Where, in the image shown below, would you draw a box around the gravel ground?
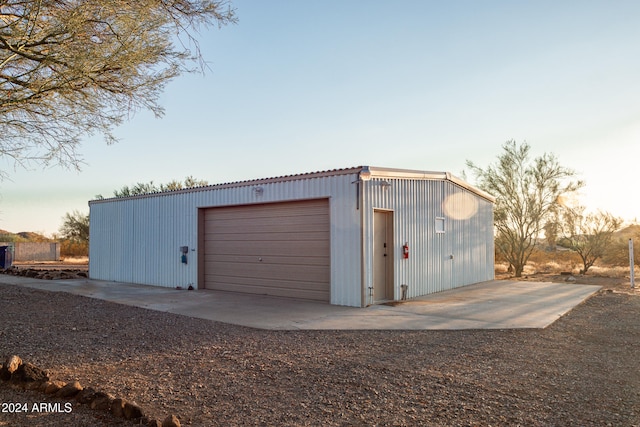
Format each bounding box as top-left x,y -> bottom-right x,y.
1,278 -> 639,426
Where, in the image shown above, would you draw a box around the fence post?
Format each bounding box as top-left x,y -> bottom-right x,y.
630,239 -> 635,289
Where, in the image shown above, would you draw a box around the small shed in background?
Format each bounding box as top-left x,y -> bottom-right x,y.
0,242 -> 60,263
89,166 -> 495,307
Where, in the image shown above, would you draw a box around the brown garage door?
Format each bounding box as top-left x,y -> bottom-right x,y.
202,199 -> 330,302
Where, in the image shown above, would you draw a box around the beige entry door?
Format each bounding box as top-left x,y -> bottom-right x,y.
373,210 -> 393,302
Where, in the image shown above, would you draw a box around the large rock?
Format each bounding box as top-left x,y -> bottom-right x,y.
25,269 -> 39,278
111,398 -> 126,418
44,380 -> 66,395
90,392 -> 114,411
4,355 -> 22,373
76,386 -> 97,404
124,401 -> 144,419
0,355 -> 22,381
24,381 -> 42,390
11,362 -> 49,383
56,380 -> 83,398
162,414 -> 181,427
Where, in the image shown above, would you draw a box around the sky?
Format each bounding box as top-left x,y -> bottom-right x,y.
1,0 -> 639,235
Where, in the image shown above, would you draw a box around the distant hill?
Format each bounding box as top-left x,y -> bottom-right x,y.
0,230 -> 52,242
615,224 -> 640,239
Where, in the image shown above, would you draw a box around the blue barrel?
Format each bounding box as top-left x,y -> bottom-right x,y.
0,246 -> 11,269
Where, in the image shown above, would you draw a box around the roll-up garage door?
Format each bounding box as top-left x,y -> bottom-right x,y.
203,199 -> 330,302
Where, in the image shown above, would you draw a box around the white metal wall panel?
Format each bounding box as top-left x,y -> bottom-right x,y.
89,172 -> 362,307
362,177 -> 494,302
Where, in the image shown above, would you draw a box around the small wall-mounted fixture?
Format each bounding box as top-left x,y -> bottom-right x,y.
359,166 -> 372,182
253,186 -> 264,197
180,246 -> 188,264
379,180 -> 391,190
352,167 -> 373,210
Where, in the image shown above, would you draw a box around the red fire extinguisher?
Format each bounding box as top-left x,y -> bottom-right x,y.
402,242 -> 409,259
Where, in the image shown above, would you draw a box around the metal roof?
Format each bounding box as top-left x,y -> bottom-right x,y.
89,166 -> 495,204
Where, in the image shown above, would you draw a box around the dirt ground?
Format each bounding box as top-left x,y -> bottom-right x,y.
1,273 -> 639,426
502,269 -> 639,293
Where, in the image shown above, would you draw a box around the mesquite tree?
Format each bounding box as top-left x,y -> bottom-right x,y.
0,0 -> 235,177
467,140 -> 584,277
94,176 -> 209,199
561,207 -> 623,274
59,209 -> 90,243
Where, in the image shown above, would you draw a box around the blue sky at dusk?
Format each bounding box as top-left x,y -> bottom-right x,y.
1,0 -> 639,234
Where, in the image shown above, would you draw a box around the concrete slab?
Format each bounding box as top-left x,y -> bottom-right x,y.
0,276 -> 601,330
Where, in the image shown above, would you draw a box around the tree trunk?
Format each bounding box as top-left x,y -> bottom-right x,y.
514,264 -> 524,277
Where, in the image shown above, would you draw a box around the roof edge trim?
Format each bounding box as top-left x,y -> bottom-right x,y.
89,165 -> 495,204
368,167 -> 495,202
89,166 -> 363,204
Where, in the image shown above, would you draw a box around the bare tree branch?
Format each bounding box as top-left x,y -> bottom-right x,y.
0,0 -> 236,174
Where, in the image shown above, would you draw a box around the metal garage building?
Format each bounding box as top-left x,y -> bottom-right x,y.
89,166 -> 495,307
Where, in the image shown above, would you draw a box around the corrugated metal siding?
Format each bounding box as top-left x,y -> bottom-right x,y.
89,173 -> 362,307
362,178 -> 494,301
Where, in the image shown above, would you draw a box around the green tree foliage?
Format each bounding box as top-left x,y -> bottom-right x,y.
561,207 -> 622,274
95,176 -> 209,199
59,210 -> 90,243
467,140 -> 584,277
58,210 -> 90,257
0,0 -> 235,177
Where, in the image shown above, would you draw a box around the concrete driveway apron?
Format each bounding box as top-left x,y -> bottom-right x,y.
0,276 -> 600,330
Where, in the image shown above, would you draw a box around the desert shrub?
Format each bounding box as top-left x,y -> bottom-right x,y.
495,263 -> 509,274
602,235 -> 640,267
588,264 -> 638,278
527,247 -> 581,272
60,239 -> 88,257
